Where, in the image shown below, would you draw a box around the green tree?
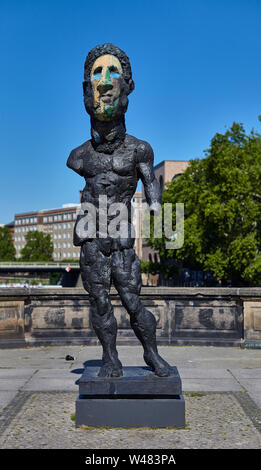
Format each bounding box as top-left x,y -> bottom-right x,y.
0,226 -> 16,260
148,122 -> 261,286
20,231 -> 53,262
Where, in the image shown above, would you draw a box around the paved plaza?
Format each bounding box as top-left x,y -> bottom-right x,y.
0,345 -> 260,449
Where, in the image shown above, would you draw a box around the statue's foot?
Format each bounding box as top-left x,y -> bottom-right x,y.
98,362 -> 123,378
144,351 -> 172,377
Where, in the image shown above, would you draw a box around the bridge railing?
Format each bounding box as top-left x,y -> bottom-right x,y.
0,262 -> 80,268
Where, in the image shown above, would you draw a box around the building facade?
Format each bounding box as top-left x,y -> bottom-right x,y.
13,193 -> 143,261
142,160 -> 189,262
14,204 -> 80,260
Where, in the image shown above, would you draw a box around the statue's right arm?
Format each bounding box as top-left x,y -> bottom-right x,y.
67,147 -> 84,176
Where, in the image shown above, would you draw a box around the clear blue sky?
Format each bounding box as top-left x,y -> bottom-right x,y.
1,0 -> 260,223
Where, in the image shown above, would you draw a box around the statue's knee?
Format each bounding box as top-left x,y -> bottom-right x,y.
90,294 -> 111,316
122,293 -> 140,315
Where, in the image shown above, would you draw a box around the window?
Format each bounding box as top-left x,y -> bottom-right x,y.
43,217 -> 47,223
172,173 -> 182,181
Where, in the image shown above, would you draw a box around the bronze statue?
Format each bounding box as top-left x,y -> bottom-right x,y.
67,43 -> 172,378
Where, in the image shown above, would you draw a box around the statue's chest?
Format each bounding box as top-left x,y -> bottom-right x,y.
83,148 -> 136,178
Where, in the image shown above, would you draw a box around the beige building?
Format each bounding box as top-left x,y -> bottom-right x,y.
142,160 -> 189,262
13,194 -> 143,261
14,204 -> 80,260
142,160 -> 189,201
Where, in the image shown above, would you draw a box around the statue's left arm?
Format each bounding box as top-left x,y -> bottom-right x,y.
136,141 -> 161,215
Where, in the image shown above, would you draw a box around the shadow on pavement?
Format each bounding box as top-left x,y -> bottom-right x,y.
71,359 -> 103,375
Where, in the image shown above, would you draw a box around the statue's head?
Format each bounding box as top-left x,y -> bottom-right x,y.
83,43 -> 135,122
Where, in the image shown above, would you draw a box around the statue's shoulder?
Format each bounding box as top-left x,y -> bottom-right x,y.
67,140 -> 91,175
125,134 -> 153,163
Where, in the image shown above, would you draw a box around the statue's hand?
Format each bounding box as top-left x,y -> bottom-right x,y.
149,202 -> 161,216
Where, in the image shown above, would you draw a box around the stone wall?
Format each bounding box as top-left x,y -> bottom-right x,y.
0,287 -> 261,348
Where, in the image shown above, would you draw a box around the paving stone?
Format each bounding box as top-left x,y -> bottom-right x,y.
0,345 -> 260,448
22,378 -> 78,392
0,379 -> 32,391
179,368 -> 232,379
0,369 -> 35,379
0,392 -> 17,411
0,391 -> 260,449
182,378 -> 242,392
229,368 -> 261,379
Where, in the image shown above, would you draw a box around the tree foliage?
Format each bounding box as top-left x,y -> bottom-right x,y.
0,226 -> 16,261
148,122 -> 261,286
20,231 -> 53,262
141,260 -> 161,274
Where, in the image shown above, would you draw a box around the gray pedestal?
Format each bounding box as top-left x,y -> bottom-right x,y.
75,366 -> 185,428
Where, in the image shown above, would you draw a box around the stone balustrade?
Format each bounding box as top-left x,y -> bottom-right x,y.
0,287 -> 260,348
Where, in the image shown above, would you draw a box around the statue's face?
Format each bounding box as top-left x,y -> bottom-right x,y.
90,54 -> 123,121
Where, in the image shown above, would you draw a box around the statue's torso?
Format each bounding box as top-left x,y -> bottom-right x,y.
81,137 -> 138,206
67,134 -> 147,211
67,132 -> 159,248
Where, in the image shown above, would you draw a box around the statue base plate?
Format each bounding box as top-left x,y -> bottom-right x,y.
75,366 -> 185,428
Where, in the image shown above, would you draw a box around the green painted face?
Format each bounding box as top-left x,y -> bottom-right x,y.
90,54 -> 122,121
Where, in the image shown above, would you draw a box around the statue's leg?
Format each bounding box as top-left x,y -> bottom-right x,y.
80,240 -> 122,377
112,248 -> 172,377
